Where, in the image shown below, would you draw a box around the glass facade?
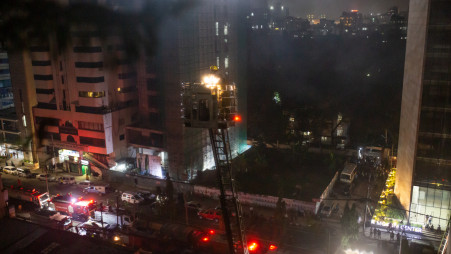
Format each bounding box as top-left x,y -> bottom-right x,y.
410,184 -> 450,229
412,0 -> 451,228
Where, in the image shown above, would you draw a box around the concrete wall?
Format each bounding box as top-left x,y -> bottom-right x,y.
395,0 -> 430,211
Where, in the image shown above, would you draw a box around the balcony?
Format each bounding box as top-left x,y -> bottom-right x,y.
36,103 -> 57,110
59,125 -> 78,135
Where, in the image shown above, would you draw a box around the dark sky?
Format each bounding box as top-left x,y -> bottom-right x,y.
283,0 -> 409,19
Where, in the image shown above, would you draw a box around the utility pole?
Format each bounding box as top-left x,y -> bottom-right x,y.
116,195 -> 119,226
363,185 -> 370,235
184,192 -> 189,226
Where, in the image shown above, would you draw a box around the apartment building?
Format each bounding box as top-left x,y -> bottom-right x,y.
30,30 -> 138,174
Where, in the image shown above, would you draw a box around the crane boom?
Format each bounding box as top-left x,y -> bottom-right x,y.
182,66 -> 248,254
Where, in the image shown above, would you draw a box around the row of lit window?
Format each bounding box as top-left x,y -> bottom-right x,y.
79,91 -> 105,98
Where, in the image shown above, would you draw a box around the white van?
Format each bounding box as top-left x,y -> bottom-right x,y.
340,163 -> 358,184
59,176 -> 76,185
121,192 -> 144,204
83,185 -> 107,195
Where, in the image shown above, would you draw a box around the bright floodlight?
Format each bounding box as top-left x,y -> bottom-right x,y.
203,74 -> 220,88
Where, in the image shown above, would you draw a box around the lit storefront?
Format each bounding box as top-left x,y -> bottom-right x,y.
58,149 -> 81,174
0,144 -> 24,160
409,182 -> 451,229
136,150 -> 164,178
81,159 -> 91,176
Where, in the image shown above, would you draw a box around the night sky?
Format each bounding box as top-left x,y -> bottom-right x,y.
283,0 -> 410,19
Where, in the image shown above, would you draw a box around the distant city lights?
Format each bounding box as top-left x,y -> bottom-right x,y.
344,250 -> 373,254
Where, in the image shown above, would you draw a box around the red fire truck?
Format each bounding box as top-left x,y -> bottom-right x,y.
7,186 -> 50,208
50,194 -> 96,217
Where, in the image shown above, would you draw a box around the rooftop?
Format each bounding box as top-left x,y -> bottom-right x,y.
0,218 -> 134,254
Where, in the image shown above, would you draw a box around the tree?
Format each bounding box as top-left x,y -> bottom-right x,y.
165,172 -> 175,221
273,196 -> 287,238
340,202 -> 359,247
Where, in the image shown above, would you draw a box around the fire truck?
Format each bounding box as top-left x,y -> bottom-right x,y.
50,194 -> 96,217
7,186 -> 50,208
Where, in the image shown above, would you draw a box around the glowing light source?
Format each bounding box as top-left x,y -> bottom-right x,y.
351,10 -> 358,13
202,237 -> 210,242
203,74 -> 220,88
234,115 -> 242,122
209,230 -> 215,235
248,242 -> 258,251
269,244 -> 277,251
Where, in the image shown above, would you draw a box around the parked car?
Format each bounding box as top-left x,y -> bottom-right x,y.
37,174 -> 56,182
27,172 -> 39,178
17,168 -> 32,177
198,208 -> 222,222
78,180 -> 91,188
3,166 -> 16,175
59,176 -> 76,185
78,220 -> 110,236
137,191 -> 156,202
121,192 -> 144,204
49,213 -> 72,231
83,186 -> 105,196
186,201 -> 202,211
71,213 -> 89,222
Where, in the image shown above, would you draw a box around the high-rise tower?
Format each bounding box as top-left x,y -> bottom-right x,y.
396,0 -> 451,229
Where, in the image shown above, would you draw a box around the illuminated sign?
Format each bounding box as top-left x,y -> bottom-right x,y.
58,149 -> 79,157
81,160 -> 89,165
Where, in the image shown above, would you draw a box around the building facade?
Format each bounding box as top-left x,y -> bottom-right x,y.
127,0 -> 247,180
395,0 -> 451,229
30,29 -> 138,174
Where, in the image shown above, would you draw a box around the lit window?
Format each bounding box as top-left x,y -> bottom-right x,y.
79,91 -> 105,98
224,57 -> 229,69
251,12 -> 254,16
22,115 -> 27,127
224,39 -> 228,43
289,117 -> 295,122
270,6 -> 274,10
224,25 -> 228,36
215,22 -> 219,36
216,57 -> 220,68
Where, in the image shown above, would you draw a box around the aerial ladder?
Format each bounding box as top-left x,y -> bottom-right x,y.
182,66 -> 248,254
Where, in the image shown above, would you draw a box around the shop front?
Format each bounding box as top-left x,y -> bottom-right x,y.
81,159 -> 91,176
0,144 -> 24,160
58,149 -> 81,174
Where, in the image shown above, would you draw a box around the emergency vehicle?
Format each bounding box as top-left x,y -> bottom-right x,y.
50,194 -> 96,217
7,186 -> 50,208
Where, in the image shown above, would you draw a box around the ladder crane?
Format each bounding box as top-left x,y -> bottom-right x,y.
182,66 -> 248,254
